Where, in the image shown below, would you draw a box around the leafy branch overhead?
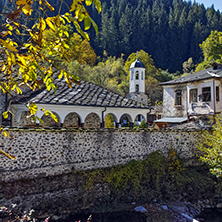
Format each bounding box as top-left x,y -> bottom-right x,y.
0,0 -> 101,119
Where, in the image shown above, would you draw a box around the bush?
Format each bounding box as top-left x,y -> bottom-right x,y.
139,120 -> 147,128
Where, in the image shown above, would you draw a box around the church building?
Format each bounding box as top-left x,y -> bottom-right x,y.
1,55 -> 157,129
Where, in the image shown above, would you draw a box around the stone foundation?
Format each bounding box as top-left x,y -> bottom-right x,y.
0,128 -> 204,216
0,128 -> 201,182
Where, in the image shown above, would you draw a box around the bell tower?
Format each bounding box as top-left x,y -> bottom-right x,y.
129,51 -> 145,93
127,51 -> 148,106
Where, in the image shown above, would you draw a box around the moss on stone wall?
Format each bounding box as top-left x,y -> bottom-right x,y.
72,150 -> 216,203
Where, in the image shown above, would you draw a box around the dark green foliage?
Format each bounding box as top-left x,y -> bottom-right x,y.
1,0 -> 222,73
139,120 -> 147,128
92,0 -> 222,73
72,151 -> 216,203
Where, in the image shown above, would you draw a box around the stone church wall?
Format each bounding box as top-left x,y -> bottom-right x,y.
0,128 -> 201,182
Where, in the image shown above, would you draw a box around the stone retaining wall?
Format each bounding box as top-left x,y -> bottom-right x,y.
0,128 -> 202,182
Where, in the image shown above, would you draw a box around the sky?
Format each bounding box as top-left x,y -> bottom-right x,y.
189,0 -> 222,11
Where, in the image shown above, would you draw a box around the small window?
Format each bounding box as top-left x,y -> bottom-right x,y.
190,88 -> 197,103
202,87 -> 211,102
141,71 -> 144,80
136,71 -> 139,80
131,70 -> 134,80
136,84 -> 139,92
175,89 -> 182,106
216,86 -> 220,102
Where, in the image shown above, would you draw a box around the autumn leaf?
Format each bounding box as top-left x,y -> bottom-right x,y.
16,0 -> 27,6
22,3 -> 33,16
0,149 -> 16,160
86,0 -> 92,6
46,17 -> 55,31
2,112 -> 8,119
28,103 -> 38,115
0,39 -> 18,52
44,0 -> 55,11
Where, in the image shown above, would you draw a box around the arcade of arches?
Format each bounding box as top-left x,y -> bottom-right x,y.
18,111 -> 151,128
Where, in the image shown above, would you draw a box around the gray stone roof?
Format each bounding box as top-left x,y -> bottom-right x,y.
160,66 -> 222,85
130,59 -> 145,69
20,80 -> 150,109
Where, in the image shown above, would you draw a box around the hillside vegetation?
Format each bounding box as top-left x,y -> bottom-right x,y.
91,0 -> 222,72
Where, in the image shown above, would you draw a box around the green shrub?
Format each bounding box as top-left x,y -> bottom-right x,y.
139,120 -> 147,128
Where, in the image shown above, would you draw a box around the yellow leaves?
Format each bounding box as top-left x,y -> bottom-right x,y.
55,15 -> 61,27
0,39 -> 18,52
15,86 -> 22,94
28,103 -> 38,115
70,0 -> 79,12
43,0 -> 55,11
0,149 -> 16,160
1,64 -> 7,72
40,18 -> 46,31
93,0 -> 101,13
16,0 -> 34,17
16,0 -> 27,6
58,70 -> 64,79
22,3 -> 33,16
46,17 -> 55,31
84,16 -> 91,30
86,0 -> 92,6
16,53 -> 27,66
2,112 -> 8,119
8,52 -> 16,65
63,70 -> 72,88
44,110 -> 58,122
62,13 -> 71,23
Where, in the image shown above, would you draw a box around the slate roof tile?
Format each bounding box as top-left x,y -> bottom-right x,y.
17,80 -> 150,109
160,67 -> 222,85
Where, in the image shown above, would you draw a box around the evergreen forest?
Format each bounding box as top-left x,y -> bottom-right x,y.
1,0 -> 222,104
90,0 -> 222,73
1,0 -> 222,72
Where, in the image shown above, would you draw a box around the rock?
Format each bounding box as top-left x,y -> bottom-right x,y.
216,203 -> 222,208
134,206 -> 147,213
181,213 -> 199,222
161,205 -> 168,210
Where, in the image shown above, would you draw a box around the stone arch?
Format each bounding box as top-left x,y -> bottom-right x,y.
41,111 -> 61,127
104,113 -> 117,128
119,114 -> 132,127
19,111 -> 34,127
63,112 -> 81,128
134,114 -> 145,126
84,112 -> 100,129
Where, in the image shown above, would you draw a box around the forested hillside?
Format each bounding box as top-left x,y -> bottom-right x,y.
1,0 -> 222,104
1,0 -> 221,72
89,0 -> 222,72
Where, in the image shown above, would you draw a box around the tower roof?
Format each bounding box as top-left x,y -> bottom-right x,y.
130,59 -> 145,69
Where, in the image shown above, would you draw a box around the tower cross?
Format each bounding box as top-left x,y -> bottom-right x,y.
136,51 -> 139,59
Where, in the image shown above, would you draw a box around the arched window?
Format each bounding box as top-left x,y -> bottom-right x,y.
136,84 -> 139,92
131,70 -> 134,80
136,71 -> 139,80
141,71 -> 144,80
175,89 -> 182,106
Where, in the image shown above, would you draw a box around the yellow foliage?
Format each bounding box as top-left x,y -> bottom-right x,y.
105,114 -> 115,128
0,0 -> 101,137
